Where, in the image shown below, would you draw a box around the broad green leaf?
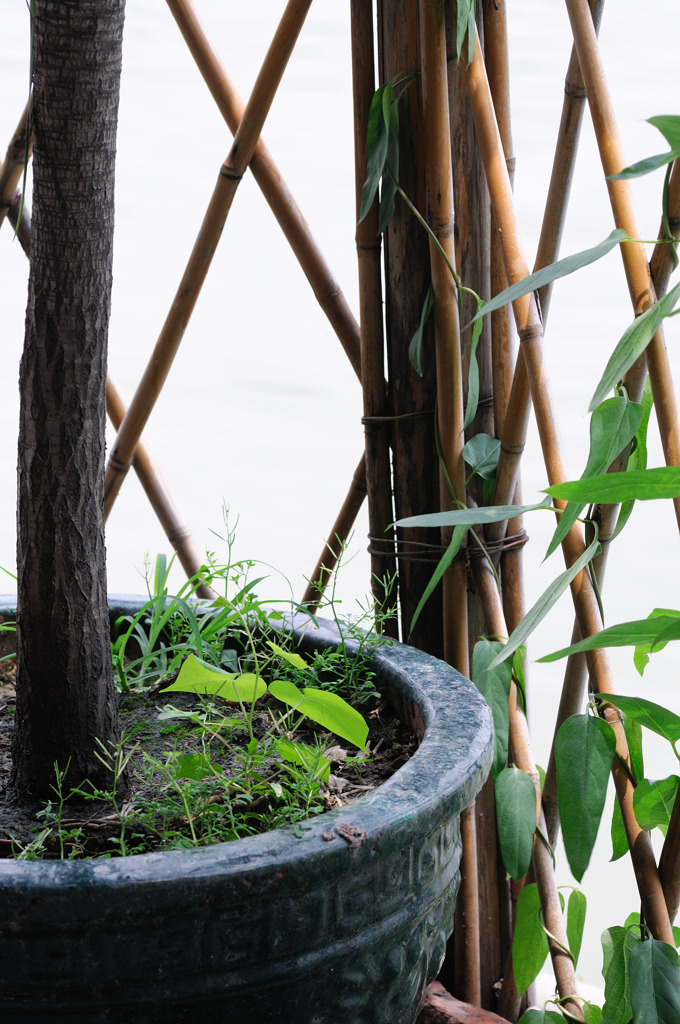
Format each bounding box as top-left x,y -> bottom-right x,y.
395,497 -> 550,530
610,794 -> 629,862
495,766 -> 537,881
463,313 -> 484,429
567,888 -> 587,969
409,285 -> 433,377
269,681 -> 369,751
539,615 -> 680,663
649,115 -> 680,153
601,925 -> 641,1024
471,229 -> 626,323
633,776 -> 679,837
609,151 -> 676,180
171,752 -> 214,782
165,654 -> 267,702
471,639 -> 511,778
489,530 -> 600,669
589,282 -> 680,411
634,609 -> 680,675
359,84 -> 390,222
517,1011 -> 564,1024
274,738 -> 331,782
629,939 -> 680,1024
462,433 -> 501,480
546,466 -> 680,504
512,883 -> 550,994
266,641 -> 309,670
582,1002 -> 604,1024
555,714 -> 616,881
546,397 -> 643,558
613,377 -> 653,541
407,525 -> 469,635
593,695 -> 680,747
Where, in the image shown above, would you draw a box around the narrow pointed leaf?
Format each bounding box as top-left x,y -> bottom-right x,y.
555,714 -> 616,881
512,883 -> 550,994
546,397 -> 643,558
471,229 -> 626,322
472,640 -> 511,778
629,939 -> 680,1024
601,925 -> 641,1024
490,531 -> 600,669
589,281 -> 680,411
359,84 -> 389,222
633,776 -> 679,837
409,285 -> 433,377
407,525 -> 469,635
613,377 -> 653,541
395,498 -> 549,530
609,151 -> 675,180
567,888 -> 587,969
266,641 -> 309,670
538,614 -> 680,663
495,766 -> 537,881
546,466 -> 680,504
463,314 -> 484,428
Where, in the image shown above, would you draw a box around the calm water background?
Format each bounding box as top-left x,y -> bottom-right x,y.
1,0 -> 679,988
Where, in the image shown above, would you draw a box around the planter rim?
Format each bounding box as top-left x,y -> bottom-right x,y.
0,593 -> 493,893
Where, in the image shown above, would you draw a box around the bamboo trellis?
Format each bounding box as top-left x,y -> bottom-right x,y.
3,1 -> 680,1020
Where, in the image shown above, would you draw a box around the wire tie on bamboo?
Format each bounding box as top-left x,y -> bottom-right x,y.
468,528 -> 529,558
377,538 -> 453,563
361,409 -> 436,424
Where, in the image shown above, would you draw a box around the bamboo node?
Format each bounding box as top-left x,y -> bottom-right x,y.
219,164 -> 245,182
500,440 -> 525,455
564,81 -> 587,101
518,322 -> 543,342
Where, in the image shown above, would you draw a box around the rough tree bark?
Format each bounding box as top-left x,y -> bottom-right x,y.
10,0 -> 126,802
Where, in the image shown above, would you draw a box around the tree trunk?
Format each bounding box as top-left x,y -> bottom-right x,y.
10,0 -> 126,802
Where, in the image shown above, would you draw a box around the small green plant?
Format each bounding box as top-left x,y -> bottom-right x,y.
10,522 -> 397,859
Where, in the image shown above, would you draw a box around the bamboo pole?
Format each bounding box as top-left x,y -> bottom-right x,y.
4,198 -> 214,596
350,0 -> 398,633
465,27 -> 674,947
474,558 -> 583,1021
0,100 -> 31,229
104,0 -> 315,515
165,0 -> 362,380
300,455 -> 367,610
564,0 -> 680,534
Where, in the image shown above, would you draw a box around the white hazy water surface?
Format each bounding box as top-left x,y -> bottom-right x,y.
1,0 -> 680,990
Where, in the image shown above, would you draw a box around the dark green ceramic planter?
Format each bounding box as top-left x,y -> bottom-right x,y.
0,598 -> 493,1024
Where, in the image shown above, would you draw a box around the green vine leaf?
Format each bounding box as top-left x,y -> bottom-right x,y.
517,1010 -> 564,1024
589,281 -> 680,411
539,614 -> 680,664
555,714 -> 616,882
610,795 -> 629,862
512,883 -> 551,995
634,608 -> 680,675
470,229 -> 626,324
610,116 -> 680,179
546,396 -> 643,558
463,433 -> 501,480
395,498 -> 550,530
629,939 -> 680,1024
566,888 -> 587,970
592,695 -> 680,747
472,639 -> 511,778
406,525 -> 469,636
601,925 -> 641,1024
633,776 -> 679,837
489,529 -> 600,669
463,311 -> 484,429
546,465 -> 680,504
409,285 -> 433,377
495,766 -> 537,881
613,376 -> 653,541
